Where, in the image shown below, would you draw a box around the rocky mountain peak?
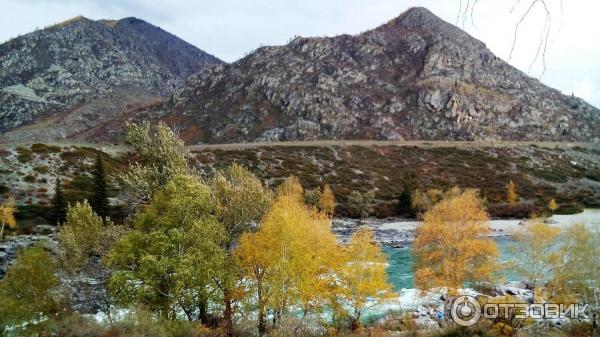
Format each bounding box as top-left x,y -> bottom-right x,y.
0,16 -> 222,137
157,7 -> 599,144
2,7 -> 598,144
386,7 -> 446,29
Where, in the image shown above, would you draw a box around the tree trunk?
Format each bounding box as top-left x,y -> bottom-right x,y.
258,304 -> 266,336
0,222 -> 5,239
198,297 -> 209,325
256,283 -> 267,336
223,289 -> 233,337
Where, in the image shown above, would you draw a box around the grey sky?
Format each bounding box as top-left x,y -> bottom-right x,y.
1,0 -> 599,107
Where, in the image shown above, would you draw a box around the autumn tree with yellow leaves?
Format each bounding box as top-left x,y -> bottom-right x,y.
507,180 -> 518,203
0,199 -> 16,239
411,187 -> 463,219
276,175 -> 304,202
547,198 -> 558,213
319,184 -> 336,216
236,178 -> 392,334
337,228 -> 392,330
413,189 -> 499,292
236,193 -> 339,335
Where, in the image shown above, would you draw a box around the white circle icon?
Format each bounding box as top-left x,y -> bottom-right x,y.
450,295 -> 481,327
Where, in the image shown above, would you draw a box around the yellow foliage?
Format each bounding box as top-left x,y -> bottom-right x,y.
0,199 -> 16,238
413,189 -> 499,292
411,186 -> 464,219
275,176 -> 304,203
507,180 -> 518,204
338,228 -> 393,326
236,193 -> 392,332
235,194 -> 339,332
547,198 -> 558,212
319,184 -> 336,216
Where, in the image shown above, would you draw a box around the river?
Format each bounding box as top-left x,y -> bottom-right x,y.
361,209 -> 600,290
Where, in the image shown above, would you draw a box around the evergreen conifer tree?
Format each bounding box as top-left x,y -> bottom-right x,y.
50,177 -> 67,225
90,154 -> 110,219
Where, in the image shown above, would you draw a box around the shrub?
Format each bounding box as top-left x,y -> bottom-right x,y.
31,143 -> 61,154
16,146 -> 33,163
23,174 -> 37,183
555,203 -> 583,215
33,165 -> 50,174
487,202 -> 541,219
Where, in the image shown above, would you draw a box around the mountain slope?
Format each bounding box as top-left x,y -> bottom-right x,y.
0,16 -> 222,135
162,7 -> 599,144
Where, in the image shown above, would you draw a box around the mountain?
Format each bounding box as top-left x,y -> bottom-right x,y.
159,7 -> 599,144
0,16 -> 222,138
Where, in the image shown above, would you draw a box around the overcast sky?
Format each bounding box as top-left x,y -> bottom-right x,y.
1,0 -> 599,107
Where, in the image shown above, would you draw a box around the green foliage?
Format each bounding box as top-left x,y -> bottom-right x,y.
551,224 -> 600,315
57,200 -> 125,319
211,163 -> 272,249
90,154 -> 110,219
15,146 -> 33,163
30,143 -> 61,154
210,163 -> 272,333
398,172 -> 416,217
108,174 -> 227,320
44,310 -> 221,337
347,190 -> 375,219
15,204 -> 50,222
0,245 -> 62,336
33,165 -> 49,174
121,122 -> 190,208
58,200 -> 114,267
23,174 -> 36,183
304,187 -> 321,207
50,177 -> 67,225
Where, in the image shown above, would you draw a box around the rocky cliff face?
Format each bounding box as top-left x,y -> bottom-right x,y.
164,7 -> 599,144
0,16 -> 221,135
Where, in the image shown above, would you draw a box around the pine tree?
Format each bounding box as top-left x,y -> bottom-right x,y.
50,177 -> 67,225
90,154 -> 110,219
398,173 -> 416,217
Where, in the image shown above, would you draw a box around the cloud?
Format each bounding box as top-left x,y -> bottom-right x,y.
0,0 -> 599,107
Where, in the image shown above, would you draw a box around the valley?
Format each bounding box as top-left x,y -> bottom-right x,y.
0,3 -> 599,336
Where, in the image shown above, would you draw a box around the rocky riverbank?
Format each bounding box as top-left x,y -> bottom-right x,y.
333,210 -> 600,247
0,230 -> 57,278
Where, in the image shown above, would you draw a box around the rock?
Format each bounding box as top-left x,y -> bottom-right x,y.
32,224 -> 57,235
0,234 -> 58,280
156,7 -> 599,144
0,15 -> 222,141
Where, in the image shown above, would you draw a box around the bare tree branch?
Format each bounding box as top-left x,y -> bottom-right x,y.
462,0 -> 560,78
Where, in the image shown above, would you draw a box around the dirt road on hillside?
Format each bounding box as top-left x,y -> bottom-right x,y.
1,140 -> 598,153
187,140 -> 599,151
